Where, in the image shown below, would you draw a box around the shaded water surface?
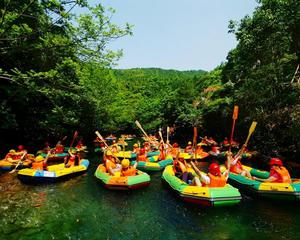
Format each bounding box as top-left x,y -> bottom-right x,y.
0,156 -> 299,240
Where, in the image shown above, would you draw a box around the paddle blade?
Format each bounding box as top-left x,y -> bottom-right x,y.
249,121 -> 257,134
232,106 -> 239,120
135,120 -> 141,129
95,131 -> 103,140
167,127 -> 170,134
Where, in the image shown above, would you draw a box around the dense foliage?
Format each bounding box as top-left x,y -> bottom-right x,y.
0,0 -> 299,161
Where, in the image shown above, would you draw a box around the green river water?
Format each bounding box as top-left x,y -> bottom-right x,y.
0,155 -> 300,240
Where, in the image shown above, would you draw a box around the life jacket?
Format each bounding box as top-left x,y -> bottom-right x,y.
121,167 -> 136,176
211,146 -> 220,154
55,145 -> 64,153
195,148 -> 204,155
159,151 -> 166,161
137,155 -> 148,162
206,173 -> 227,187
105,158 -> 117,170
32,162 -> 44,170
173,161 -> 187,173
230,160 -> 243,174
270,166 -> 291,183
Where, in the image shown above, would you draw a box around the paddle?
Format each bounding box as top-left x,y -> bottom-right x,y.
43,150 -> 52,166
158,128 -> 165,145
229,105 -> 239,152
167,126 -> 170,143
95,131 -> 121,163
135,120 -> 151,141
193,127 -> 198,161
9,152 -> 27,173
69,131 -> 78,149
235,121 -> 257,158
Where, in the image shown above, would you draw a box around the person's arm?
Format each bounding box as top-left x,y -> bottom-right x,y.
253,176 -> 277,182
190,161 -> 210,184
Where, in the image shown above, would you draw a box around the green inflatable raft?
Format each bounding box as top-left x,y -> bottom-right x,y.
131,155 -> 173,172
94,164 -> 150,190
226,165 -> 300,201
162,165 -> 242,207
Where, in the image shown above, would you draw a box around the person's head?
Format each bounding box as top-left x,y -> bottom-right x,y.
71,149 -> 77,154
9,149 -> 16,154
18,145 -> 24,151
106,150 -> 113,158
269,158 -> 283,167
139,148 -> 146,155
121,159 -> 130,169
209,163 -> 221,176
133,143 -> 138,148
188,141 -> 192,146
172,143 -> 179,148
35,155 -> 44,162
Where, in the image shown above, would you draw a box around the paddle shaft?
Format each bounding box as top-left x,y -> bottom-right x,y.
135,121 -> 151,141
9,152 -> 27,173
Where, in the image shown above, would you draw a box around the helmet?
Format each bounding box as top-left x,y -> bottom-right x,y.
35,155 -> 44,162
18,145 -> 24,150
209,163 -> 221,176
269,158 -> 283,166
133,143 -> 138,148
139,148 -> 146,154
121,159 -> 130,168
71,149 -> 77,154
9,149 -> 16,153
172,143 -> 179,148
106,150 -> 113,156
188,141 -> 192,145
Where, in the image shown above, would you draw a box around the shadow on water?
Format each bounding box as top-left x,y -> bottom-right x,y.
0,155 -> 299,240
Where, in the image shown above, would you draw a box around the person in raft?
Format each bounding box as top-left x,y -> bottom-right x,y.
173,156 -> 201,186
158,141 -> 166,160
170,143 -> 180,158
184,141 -> 193,154
16,145 -> 27,156
104,150 -> 122,175
55,141 -> 64,153
132,143 -> 140,154
227,149 -> 252,178
137,148 -> 148,162
65,149 -> 80,168
120,159 -> 138,176
191,161 -> 228,187
253,158 -> 291,183
32,155 -> 48,171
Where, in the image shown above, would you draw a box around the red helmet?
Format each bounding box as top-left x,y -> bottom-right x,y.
209,163 -> 221,176
269,158 -> 283,166
139,148 -> 146,154
172,143 -> 179,148
18,145 -> 24,150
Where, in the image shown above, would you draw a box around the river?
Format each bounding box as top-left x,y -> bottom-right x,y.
0,155 -> 299,240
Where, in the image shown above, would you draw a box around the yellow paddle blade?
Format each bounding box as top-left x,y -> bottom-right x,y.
249,121 -> 257,134
135,120 -> 142,129
232,105 -> 239,120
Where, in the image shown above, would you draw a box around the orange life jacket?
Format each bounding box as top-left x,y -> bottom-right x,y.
230,160 -> 243,174
205,173 -> 227,187
137,155 -> 148,162
270,166 -> 291,183
121,167 -> 136,176
32,162 -> 44,170
105,158 -> 116,170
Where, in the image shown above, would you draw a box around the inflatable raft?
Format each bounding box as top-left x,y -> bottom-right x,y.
40,152 -> 68,161
162,165 -> 242,206
131,155 -> 173,172
0,158 -> 32,171
227,165 -> 300,201
180,152 -> 209,160
115,151 -> 160,160
17,159 -> 89,184
94,164 -> 150,190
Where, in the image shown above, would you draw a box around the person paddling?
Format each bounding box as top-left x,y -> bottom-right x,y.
191,161 -> 229,187
253,158 -> 291,183
104,150 -> 122,176
65,149 -> 80,168
227,149 -> 252,178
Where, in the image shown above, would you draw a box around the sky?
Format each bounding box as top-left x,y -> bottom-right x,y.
88,0 -> 258,71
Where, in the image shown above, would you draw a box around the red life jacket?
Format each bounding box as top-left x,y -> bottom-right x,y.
55,145 -> 64,153
270,166 -> 291,183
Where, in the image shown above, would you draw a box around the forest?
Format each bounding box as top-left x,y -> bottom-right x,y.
0,0 -> 299,161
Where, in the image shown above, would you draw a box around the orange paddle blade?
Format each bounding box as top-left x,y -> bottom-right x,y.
232,106 -> 239,120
